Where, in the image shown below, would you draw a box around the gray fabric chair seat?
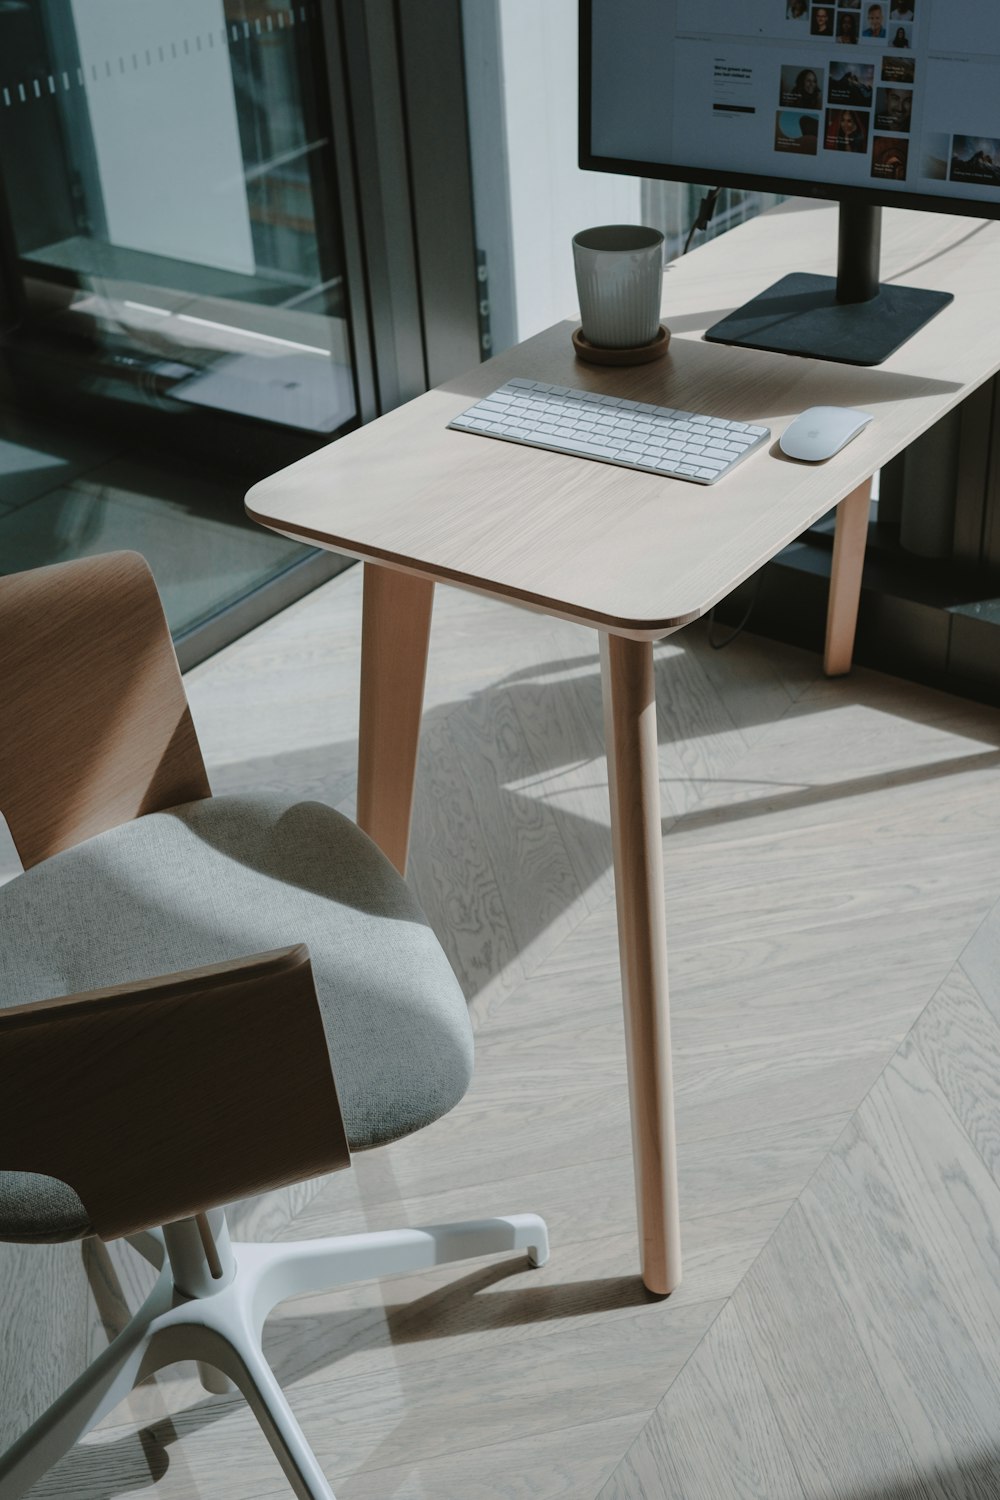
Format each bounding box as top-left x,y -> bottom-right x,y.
0,794 -> 473,1244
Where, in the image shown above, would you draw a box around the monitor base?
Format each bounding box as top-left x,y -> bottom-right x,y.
704,272 -> 953,367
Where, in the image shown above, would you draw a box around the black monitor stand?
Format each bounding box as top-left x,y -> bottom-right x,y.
704,202 -> 953,367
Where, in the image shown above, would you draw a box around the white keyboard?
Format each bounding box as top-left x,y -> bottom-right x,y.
448,378 -> 770,485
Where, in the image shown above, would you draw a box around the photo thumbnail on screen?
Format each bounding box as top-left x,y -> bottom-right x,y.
775,110 -> 820,153
882,54 -> 915,83
861,4 -> 889,39
828,61 -> 873,106
825,108 -> 870,153
874,87 -> 912,132
780,65 -> 825,108
872,136 -> 909,179
950,136 -> 1000,187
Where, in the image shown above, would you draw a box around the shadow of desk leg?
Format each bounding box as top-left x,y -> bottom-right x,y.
824,478 -> 872,677
357,562 -> 435,875
600,631 -> 682,1296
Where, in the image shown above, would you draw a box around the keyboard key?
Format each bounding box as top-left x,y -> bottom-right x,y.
572,442 -> 622,459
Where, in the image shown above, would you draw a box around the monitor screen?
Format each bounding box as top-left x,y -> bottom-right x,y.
582,0 -> 1000,217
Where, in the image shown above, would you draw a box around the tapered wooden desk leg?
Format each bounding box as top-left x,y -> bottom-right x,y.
824,479 -> 872,677
600,632 -> 682,1296
357,563 -> 435,876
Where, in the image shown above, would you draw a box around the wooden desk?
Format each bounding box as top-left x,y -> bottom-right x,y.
247,201 -> 1000,1295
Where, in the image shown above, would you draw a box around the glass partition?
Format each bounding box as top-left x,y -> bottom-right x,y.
0,0 -> 356,437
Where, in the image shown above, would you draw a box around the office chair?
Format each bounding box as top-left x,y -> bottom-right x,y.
0,551 -> 548,1500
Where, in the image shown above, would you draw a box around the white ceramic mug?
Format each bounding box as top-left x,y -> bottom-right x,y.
572,224 -> 665,349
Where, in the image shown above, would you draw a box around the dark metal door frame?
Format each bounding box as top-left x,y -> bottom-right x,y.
324,0 -> 482,418
0,168 -> 21,335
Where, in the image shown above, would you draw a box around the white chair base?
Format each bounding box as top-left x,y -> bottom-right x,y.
0,1210 -> 549,1500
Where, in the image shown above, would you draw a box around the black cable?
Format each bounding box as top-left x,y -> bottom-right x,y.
682,186 -> 723,255
706,574 -> 762,650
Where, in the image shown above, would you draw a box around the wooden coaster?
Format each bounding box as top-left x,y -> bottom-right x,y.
572,324 -> 671,366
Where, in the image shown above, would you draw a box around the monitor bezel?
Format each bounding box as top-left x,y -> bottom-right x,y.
578,0 -> 1000,224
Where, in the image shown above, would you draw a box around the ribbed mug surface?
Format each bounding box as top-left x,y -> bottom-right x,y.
572,224 -> 664,349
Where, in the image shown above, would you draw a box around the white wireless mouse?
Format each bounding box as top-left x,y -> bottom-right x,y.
779,406 -> 873,462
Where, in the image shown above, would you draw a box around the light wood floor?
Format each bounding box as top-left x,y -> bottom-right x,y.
7,563 -> 1000,1499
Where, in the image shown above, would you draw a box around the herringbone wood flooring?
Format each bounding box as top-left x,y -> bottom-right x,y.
6,564 -> 1000,1499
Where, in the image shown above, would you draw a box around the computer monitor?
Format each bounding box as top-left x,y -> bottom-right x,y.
580,0 -> 1000,364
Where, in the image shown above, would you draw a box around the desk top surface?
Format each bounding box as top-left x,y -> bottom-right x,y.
247,201 -> 1000,639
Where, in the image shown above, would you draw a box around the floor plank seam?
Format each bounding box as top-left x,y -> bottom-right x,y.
736,1297 -> 819,1500
325,1406 -> 660,1490
956,885 -> 1000,976
276,1291 -> 733,1397
674,1108 -> 858,1153
762,1192 -> 929,1494
690,952 -> 1000,1462
903,979 -> 1000,1223
593,1298 -> 732,1500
